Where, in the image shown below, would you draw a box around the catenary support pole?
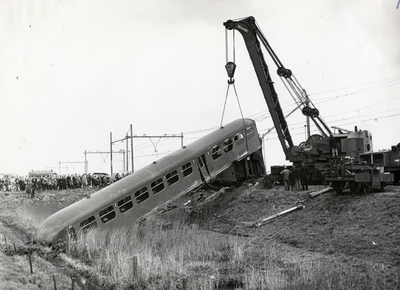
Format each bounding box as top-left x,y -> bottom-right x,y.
110,132 -> 113,176
131,124 -> 134,173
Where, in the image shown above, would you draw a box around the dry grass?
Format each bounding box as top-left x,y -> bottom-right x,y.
62,224 -> 399,290
5,187 -> 399,290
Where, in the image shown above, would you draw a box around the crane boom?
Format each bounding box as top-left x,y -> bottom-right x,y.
224,16 -> 332,162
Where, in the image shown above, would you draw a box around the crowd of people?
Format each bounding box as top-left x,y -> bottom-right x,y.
2,165 -> 310,196
0,172 -> 132,196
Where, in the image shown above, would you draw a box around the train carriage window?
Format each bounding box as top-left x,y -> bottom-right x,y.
151,178 -> 164,194
68,226 -> 77,241
246,127 -> 255,140
80,216 -> 97,233
224,138 -> 233,153
181,162 -> 193,177
166,170 -> 179,186
212,145 -> 222,160
99,205 -> 116,224
135,187 -> 149,203
234,133 -> 245,146
118,195 -> 133,213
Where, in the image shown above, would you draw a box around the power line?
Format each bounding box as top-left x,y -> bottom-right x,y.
243,76 -> 400,121
260,112 -> 400,141
309,76 -> 400,97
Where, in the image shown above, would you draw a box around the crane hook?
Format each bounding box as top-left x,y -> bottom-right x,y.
225,61 -> 236,84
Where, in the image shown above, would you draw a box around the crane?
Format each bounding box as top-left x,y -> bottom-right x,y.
223,16 -> 392,192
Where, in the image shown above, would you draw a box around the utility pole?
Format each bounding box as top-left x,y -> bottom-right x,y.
110,132 -> 113,176
130,124 -> 134,173
125,132 -> 129,172
305,94 -> 311,140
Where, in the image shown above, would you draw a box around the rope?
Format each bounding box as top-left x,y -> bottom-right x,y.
232,83 -> 246,124
225,29 -> 236,64
233,29 -> 236,63
219,82 -> 246,128
225,29 -> 228,64
220,84 -> 230,128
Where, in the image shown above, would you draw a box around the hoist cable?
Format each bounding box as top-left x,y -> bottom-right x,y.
225,29 -> 236,64
219,83 -> 246,128
220,84 -> 230,128
232,83 -> 246,122
225,29 -> 228,64
233,29 -> 236,63
233,82 -> 251,154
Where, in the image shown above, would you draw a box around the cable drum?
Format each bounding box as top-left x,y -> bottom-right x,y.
290,145 -> 301,156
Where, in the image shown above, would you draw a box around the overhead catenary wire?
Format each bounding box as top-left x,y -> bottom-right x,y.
240,75 -> 400,127
183,75 -> 400,145
259,111 -> 400,141
133,109 -> 400,162
309,76 -> 400,97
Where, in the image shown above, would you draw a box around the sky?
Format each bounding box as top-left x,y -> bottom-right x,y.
1,0 -> 399,177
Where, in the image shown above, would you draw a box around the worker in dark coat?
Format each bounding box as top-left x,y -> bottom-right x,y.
300,162 -> 310,191
280,166 -> 292,191
292,165 -> 302,190
31,177 -> 37,198
329,134 -> 338,158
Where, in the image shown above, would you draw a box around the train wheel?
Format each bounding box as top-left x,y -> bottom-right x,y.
331,182 -> 343,194
335,188 -> 343,195
359,182 -> 372,194
353,183 -> 362,194
374,182 -> 386,193
394,172 -> 400,185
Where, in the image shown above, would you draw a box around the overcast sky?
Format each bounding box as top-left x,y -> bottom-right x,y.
1,0 -> 399,176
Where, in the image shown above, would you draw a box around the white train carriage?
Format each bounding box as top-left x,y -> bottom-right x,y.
37,118 -> 265,245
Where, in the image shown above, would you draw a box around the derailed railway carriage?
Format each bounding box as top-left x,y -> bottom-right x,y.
37,118 -> 265,245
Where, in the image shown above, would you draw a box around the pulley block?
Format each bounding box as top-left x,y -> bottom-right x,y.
277,67 -> 292,78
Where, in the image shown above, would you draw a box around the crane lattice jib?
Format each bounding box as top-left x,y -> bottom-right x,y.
224,16 -> 332,159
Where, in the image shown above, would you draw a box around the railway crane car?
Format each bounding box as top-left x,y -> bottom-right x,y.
37,118 -> 265,245
223,16 -> 393,192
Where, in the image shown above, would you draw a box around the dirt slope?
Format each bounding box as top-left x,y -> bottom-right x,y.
154,181 -> 400,286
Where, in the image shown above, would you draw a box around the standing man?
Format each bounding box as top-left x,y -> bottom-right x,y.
329,134 -> 339,158
292,165 -> 302,190
87,173 -> 92,188
300,162 -> 310,191
31,177 -> 37,198
82,174 -> 88,189
280,166 -> 292,191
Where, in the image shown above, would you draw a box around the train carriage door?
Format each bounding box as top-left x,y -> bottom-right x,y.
197,155 -> 211,183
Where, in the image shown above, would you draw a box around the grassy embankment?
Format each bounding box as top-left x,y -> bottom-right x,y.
64,225 -> 397,290
5,191 -> 398,290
